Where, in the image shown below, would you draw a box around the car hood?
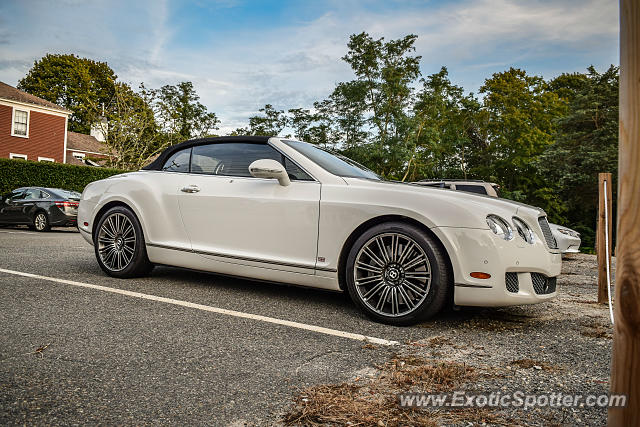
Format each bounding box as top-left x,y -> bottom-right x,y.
342,178 -> 546,229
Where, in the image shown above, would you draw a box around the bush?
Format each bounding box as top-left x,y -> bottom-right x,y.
0,158 -> 128,194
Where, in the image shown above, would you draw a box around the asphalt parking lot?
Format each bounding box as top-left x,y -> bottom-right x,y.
0,228 -> 613,426
0,228 -> 418,425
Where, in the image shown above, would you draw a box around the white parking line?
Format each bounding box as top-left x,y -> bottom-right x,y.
0,230 -> 37,235
0,267 -> 399,346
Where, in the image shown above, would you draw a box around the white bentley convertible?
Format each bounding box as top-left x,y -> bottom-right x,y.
78,136 -> 561,325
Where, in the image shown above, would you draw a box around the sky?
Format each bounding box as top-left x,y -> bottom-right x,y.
0,0 -> 619,134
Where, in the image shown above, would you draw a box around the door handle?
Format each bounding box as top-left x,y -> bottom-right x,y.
181,185 -> 200,193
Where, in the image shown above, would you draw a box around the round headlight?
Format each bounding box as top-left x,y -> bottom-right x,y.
512,217 -> 535,244
486,215 -> 513,240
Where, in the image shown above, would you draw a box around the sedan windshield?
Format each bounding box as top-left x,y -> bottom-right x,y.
282,139 -> 381,180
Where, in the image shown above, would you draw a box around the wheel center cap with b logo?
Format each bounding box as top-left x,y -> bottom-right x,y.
384,263 -> 404,285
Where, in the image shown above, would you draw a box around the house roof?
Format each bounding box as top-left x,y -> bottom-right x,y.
67,131 -> 109,155
0,81 -> 72,114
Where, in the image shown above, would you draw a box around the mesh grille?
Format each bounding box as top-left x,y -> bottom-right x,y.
538,217 -> 558,249
531,273 -> 557,295
505,273 -> 519,293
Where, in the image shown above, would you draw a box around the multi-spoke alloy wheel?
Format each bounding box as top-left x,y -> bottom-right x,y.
98,213 -> 136,271
94,206 -> 153,278
34,212 -> 49,231
354,233 -> 431,317
345,222 -> 450,325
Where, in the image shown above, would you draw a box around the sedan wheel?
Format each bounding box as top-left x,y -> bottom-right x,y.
346,222 -> 450,325
94,206 -> 153,278
33,212 -> 50,232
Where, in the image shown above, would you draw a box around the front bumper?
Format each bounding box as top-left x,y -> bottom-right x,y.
433,227 -> 562,307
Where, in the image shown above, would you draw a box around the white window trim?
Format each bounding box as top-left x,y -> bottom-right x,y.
11,107 -> 30,138
72,152 -> 86,159
9,153 -> 27,160
38,156 -> 55,162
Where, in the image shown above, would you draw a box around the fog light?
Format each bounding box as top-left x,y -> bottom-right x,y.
470,272 -> 491,279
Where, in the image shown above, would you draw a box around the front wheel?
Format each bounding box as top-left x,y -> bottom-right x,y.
345,222 -> 450,326
94,206 -> 153,278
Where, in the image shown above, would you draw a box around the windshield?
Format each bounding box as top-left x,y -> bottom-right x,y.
282,140 -> 381,180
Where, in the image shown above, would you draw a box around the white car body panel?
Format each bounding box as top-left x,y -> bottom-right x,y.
549,223 -> 582,254
79,137 -> 562,306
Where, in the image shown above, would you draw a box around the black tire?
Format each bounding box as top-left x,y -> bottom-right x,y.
345,222 -> 450,326
33,211 -> 51,232
94,206 -> 154,278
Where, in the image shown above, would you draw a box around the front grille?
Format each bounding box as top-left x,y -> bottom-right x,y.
505,273 -> 519,293
538,216 -> 558,249
531,273 -> 557,294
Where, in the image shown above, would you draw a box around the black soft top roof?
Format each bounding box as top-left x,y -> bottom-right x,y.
142,136 -> 272,171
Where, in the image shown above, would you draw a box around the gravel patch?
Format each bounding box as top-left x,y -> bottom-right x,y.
284,254 -> 615,426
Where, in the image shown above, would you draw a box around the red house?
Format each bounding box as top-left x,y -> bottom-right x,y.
0,81 -> 72,163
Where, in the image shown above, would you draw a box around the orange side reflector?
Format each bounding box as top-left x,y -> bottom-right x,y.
84,222 -> 89,227
470,272 -> 491,279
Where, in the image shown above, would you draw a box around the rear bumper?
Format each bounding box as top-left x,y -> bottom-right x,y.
49,211 -> 77,227
433,227 -> 562,307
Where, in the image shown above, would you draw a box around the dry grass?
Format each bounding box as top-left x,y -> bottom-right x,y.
387,356 -> 475,391
579,318 -> 613,339
282,383 -> 438,427
283,355 -> 490,426
427,335 -> 452,347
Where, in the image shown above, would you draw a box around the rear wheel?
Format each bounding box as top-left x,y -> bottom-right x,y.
345,222 -> 450,326
33,211 -> 50,232
94,206 -> 153,278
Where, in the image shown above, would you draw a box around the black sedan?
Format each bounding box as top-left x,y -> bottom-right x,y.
0,187 -> 81,231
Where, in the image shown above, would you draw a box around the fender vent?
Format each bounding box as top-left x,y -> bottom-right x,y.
505,273 -> 519,293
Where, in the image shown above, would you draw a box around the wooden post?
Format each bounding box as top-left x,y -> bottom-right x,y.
609,0 -> 640,425
597,172 -> 613,304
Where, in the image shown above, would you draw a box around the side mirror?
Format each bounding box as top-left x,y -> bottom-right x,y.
249,159 -> 291,186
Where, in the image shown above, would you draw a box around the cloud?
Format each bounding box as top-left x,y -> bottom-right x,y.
0,0 -> 618,131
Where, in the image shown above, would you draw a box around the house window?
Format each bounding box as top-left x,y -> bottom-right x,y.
12,109 -> 29,137
9,153 -> 27,160
38,157 -> 55,162
72,152 -> 86,159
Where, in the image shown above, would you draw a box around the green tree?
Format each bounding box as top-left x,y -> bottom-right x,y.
18,54 -> 118,133
247,104 -> 288,136
156,81 -> 219,141
476,67 -> 566,217
538,65 -> 619,248
405,67 -> 486,182
336,32 -> 422,178
100,83 -> 164,170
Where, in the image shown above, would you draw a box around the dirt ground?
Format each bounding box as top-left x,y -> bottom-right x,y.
283,254 -> 615,426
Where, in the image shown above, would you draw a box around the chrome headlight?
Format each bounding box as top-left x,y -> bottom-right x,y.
512,217 -> 535,244
557,228 -> 580,238
486,215 -> 513,240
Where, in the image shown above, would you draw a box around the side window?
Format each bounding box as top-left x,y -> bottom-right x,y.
9,191 -> 25,201
283,158 -> 313,181
191,143 -> 281,178
24,189 -> 40,200
162,148 -> 191,172
40,191 -> 51,199
455,184 -> 488,195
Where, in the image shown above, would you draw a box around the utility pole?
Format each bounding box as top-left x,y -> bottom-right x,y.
609,0 -> 640,425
